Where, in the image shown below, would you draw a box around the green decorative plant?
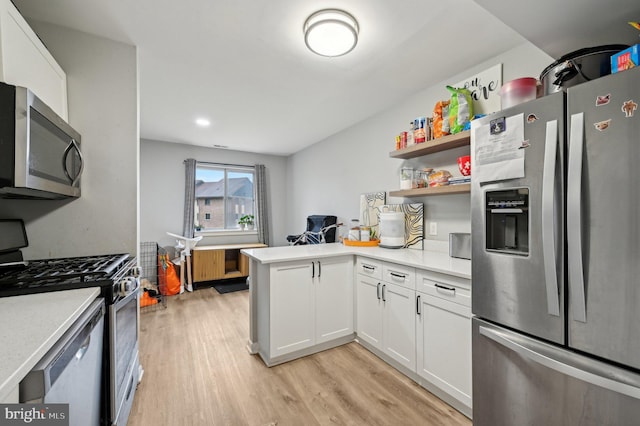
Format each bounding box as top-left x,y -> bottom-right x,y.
238,214 -> 254,226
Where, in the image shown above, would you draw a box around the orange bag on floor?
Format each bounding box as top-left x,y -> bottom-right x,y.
140,290 -> 159,307
158,253 -> 181,296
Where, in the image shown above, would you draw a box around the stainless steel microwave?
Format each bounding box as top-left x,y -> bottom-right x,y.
0,82 -> 82,199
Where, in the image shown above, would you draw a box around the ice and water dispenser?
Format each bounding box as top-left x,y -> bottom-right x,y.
485,188 -> 529,255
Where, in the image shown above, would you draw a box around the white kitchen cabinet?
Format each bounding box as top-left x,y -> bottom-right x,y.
269,256 -> 353,359
0,0 -> 68,120
382,282 -> 416,370
315,257 -> 354,344
356,257 -> 416,371
356,275 -> 383,349
355,257 -> 383,280
416,270 -> 472,410
270,261 -> 315,357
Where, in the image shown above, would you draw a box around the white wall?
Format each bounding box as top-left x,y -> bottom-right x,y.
0,22 -> 139,259
140,139 -> 287,249
287,42 -> 553,247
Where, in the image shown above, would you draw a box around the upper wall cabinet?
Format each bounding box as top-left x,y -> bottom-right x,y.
0,0 -> 68,120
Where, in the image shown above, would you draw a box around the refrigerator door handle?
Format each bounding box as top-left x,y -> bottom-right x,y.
567,112 -> 587,322
479,325 -> 640,400
542,119 -> 560,316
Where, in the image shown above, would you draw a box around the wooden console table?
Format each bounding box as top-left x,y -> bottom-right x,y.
192,243 -> 267,283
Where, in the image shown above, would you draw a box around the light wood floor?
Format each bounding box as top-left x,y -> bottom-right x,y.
128,288 -> 471,426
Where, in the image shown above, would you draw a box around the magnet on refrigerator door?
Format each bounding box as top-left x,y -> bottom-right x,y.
594,119 -> 612,131
596,94 -> 611,106
622,100 -> 638,117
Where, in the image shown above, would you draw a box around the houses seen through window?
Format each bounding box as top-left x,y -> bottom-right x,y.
194,163 -> 255,232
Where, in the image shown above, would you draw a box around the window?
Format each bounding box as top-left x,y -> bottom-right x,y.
194,163 -> 255,232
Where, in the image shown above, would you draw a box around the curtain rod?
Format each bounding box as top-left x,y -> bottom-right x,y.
185,159 -> 255,169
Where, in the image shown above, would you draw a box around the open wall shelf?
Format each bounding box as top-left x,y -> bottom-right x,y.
389,130 -> 471,197
389,130 -> 470,159
389,184 -> 470,197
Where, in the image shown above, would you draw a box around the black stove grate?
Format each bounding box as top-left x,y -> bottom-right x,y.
0,253 -> 133,295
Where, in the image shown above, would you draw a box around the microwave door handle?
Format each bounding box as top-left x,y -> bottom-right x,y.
62,139 -> 84,186
567,113 -> 587,322
541,120 -> 560,316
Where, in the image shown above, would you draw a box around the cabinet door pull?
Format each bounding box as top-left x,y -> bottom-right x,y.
390,272 -> 406,281
318,261 -> 321,278
377,282 -> 381,300
382,284 -> 386,302
435,283 -> 456,296
416,295 -> 421,315
312,261 -> 315,278
363,264 -> 375,271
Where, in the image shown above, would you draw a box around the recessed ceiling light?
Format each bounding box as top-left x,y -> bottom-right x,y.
303,9 -> 359,57
195,118 -> 211,127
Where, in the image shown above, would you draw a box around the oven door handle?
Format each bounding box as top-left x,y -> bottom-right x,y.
115,279 -> 140,308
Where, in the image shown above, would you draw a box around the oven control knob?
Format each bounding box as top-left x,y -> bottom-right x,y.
131,266 -> 142,278
120,277 -> 135,296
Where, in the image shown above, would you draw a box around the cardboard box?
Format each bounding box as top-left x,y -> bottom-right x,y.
611,45 -> 639,73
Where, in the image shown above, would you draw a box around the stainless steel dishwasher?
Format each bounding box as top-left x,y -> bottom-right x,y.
20,298 -> 105,426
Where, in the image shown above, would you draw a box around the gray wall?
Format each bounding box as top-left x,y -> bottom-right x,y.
286,42 -> 553,247
0,22 -> 139,259
140,139 -> 287,249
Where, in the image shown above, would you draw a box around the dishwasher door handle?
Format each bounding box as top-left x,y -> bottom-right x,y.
75,335 -> 91,361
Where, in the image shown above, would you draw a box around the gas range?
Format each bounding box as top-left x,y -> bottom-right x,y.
0,219 -> 141,425
0,253 -> 139,302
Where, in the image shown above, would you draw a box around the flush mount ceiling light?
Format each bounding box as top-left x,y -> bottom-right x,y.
195,118 -> 211,127
303,9 -> 359,57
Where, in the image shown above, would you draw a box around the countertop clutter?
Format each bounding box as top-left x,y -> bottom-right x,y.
0,287 -> 100,402
242,243 -> 470,279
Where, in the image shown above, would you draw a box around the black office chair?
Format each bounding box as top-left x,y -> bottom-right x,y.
286,215 -> 338,245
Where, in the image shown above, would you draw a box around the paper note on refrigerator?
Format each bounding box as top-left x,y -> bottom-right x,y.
472,113 -> 525,183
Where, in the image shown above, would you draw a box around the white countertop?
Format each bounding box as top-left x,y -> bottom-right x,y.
242,243 -> 471,279
0,287 -> 101,402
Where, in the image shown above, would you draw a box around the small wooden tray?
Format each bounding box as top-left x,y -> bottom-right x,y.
343,239 -> 380,247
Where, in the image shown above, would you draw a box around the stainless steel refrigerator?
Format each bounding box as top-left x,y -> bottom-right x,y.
470,66 -> 640,425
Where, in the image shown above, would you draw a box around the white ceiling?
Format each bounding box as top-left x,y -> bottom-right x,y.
474,0 -> 640,60
13,0 -> 530,155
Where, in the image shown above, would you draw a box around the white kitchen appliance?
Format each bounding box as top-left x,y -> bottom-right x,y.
379,211 -> 404,248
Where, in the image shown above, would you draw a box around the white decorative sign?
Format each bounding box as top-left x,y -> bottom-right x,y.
454,63 -> 502,115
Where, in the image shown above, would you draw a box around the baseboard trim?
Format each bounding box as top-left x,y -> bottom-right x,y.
355,338 -> 472,419
259,333 -> 356,367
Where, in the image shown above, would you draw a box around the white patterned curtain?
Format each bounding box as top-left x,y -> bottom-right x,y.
182,158 -> 196,238
255,164 -> 269,245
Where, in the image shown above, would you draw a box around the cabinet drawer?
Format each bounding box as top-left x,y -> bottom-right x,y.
417,271 -> 470,308
356,257 -> 383,279
382,263 -> 415,290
